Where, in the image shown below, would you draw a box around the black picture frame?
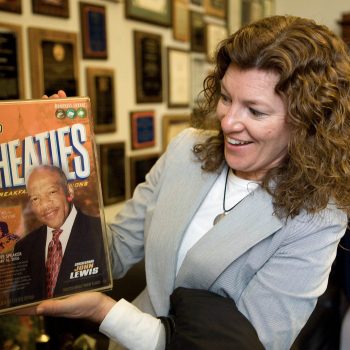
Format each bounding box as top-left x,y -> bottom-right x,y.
134,30 -> 163,103
129,153 -> 160,195
0,23 -> 25,100
86,67 -> 116,134
80,2 -> 107,59
99,142 -> 126,205
0,0 -> 21,14
190,11 -> 205,53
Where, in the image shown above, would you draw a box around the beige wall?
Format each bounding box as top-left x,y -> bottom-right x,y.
275,0 -> 349,34
229,0 -> 349,34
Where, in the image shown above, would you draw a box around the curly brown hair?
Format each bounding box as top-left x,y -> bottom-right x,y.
192,15 -> 350,218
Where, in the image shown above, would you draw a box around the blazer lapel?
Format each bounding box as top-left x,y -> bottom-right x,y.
145,159 -> 224,314
175,187 -> 283,289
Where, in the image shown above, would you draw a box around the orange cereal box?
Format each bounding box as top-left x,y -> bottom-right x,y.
0,97 -> 112,313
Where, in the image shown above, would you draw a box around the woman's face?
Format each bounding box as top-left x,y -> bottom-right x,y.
217,65 -> 290,181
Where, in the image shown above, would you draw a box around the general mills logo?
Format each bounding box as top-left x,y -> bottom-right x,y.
0,123 -> 3,134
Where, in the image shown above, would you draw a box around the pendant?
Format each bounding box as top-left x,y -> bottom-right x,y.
213,212 -> 226,225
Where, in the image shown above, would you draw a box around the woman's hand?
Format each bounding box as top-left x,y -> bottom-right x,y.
35,292 -> 116,324
42,90 -> 67,99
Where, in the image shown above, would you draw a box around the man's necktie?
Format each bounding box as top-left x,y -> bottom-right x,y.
46,228 -> 63,298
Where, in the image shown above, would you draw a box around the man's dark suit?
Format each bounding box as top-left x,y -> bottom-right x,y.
10,210 -> 110,306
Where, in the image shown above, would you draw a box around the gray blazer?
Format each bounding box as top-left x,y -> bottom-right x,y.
108,128 -> 347,349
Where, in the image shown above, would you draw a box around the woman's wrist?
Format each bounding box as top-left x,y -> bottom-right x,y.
91,294 -> 117,324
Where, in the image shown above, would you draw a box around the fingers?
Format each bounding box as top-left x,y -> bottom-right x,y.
36,299 -> 72,318
41,90 -> 67,99
7,305 -> 38,315
35,292 -> 117,324
57,90 -> 67,98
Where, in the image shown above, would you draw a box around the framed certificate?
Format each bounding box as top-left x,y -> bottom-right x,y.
80,2 -> 107,59
241,0 -> 275,26
205,23 -> 228,62
167,48 -> 191,108
172,0 -> 189,42
0,23 -> 25,100
191,56 -> 206,107
99,142 -> 126,205
86,67 -> 116,134
125,0 -> 171,27
204,0 -> 227,18
162,114 -> 190,151
130,110 -> 155,149
28,27 -> 79,98
32,0 -> 69,18
134,30 -> 163,103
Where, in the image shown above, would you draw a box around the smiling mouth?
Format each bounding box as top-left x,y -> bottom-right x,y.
226,137 -> 252,145
42,209 -> 57,219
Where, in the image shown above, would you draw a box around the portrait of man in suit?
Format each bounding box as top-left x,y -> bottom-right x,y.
10,165 -> 109,306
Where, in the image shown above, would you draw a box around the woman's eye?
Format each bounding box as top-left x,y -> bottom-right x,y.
249,108 -> 265,117
220,93 -> 230,104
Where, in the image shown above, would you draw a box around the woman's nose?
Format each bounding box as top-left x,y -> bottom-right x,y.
220,108 -> 245,131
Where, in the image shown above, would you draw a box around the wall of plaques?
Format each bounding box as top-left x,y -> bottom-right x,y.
0,0 -> 281,220
1,0 -> 348,220
0,0 -> 230,220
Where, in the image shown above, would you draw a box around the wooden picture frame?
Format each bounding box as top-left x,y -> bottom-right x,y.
162,114 -> 190,151
86,67 -> 116,134
190,11 -> 205,53
80,2 -> 107,59
205,23 -> 227,62
32,0 -> 69,18
172,0 -> 189,42
241,0 -> 274,26
134,30 -> 163,103
129,153 -> 160,195
167,48 -> 191,108
0,23 -> 25,100
130,110 -> 155,150
28,27 -> 79,98
99,142 -> 126,205
204,0 -> 226,19
125,0 -> 171,27
0,0 -> 21,14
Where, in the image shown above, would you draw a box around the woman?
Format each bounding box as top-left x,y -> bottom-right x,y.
35,15 -> 350,349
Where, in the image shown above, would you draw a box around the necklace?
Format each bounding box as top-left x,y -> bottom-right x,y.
213,167 -> 245,226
